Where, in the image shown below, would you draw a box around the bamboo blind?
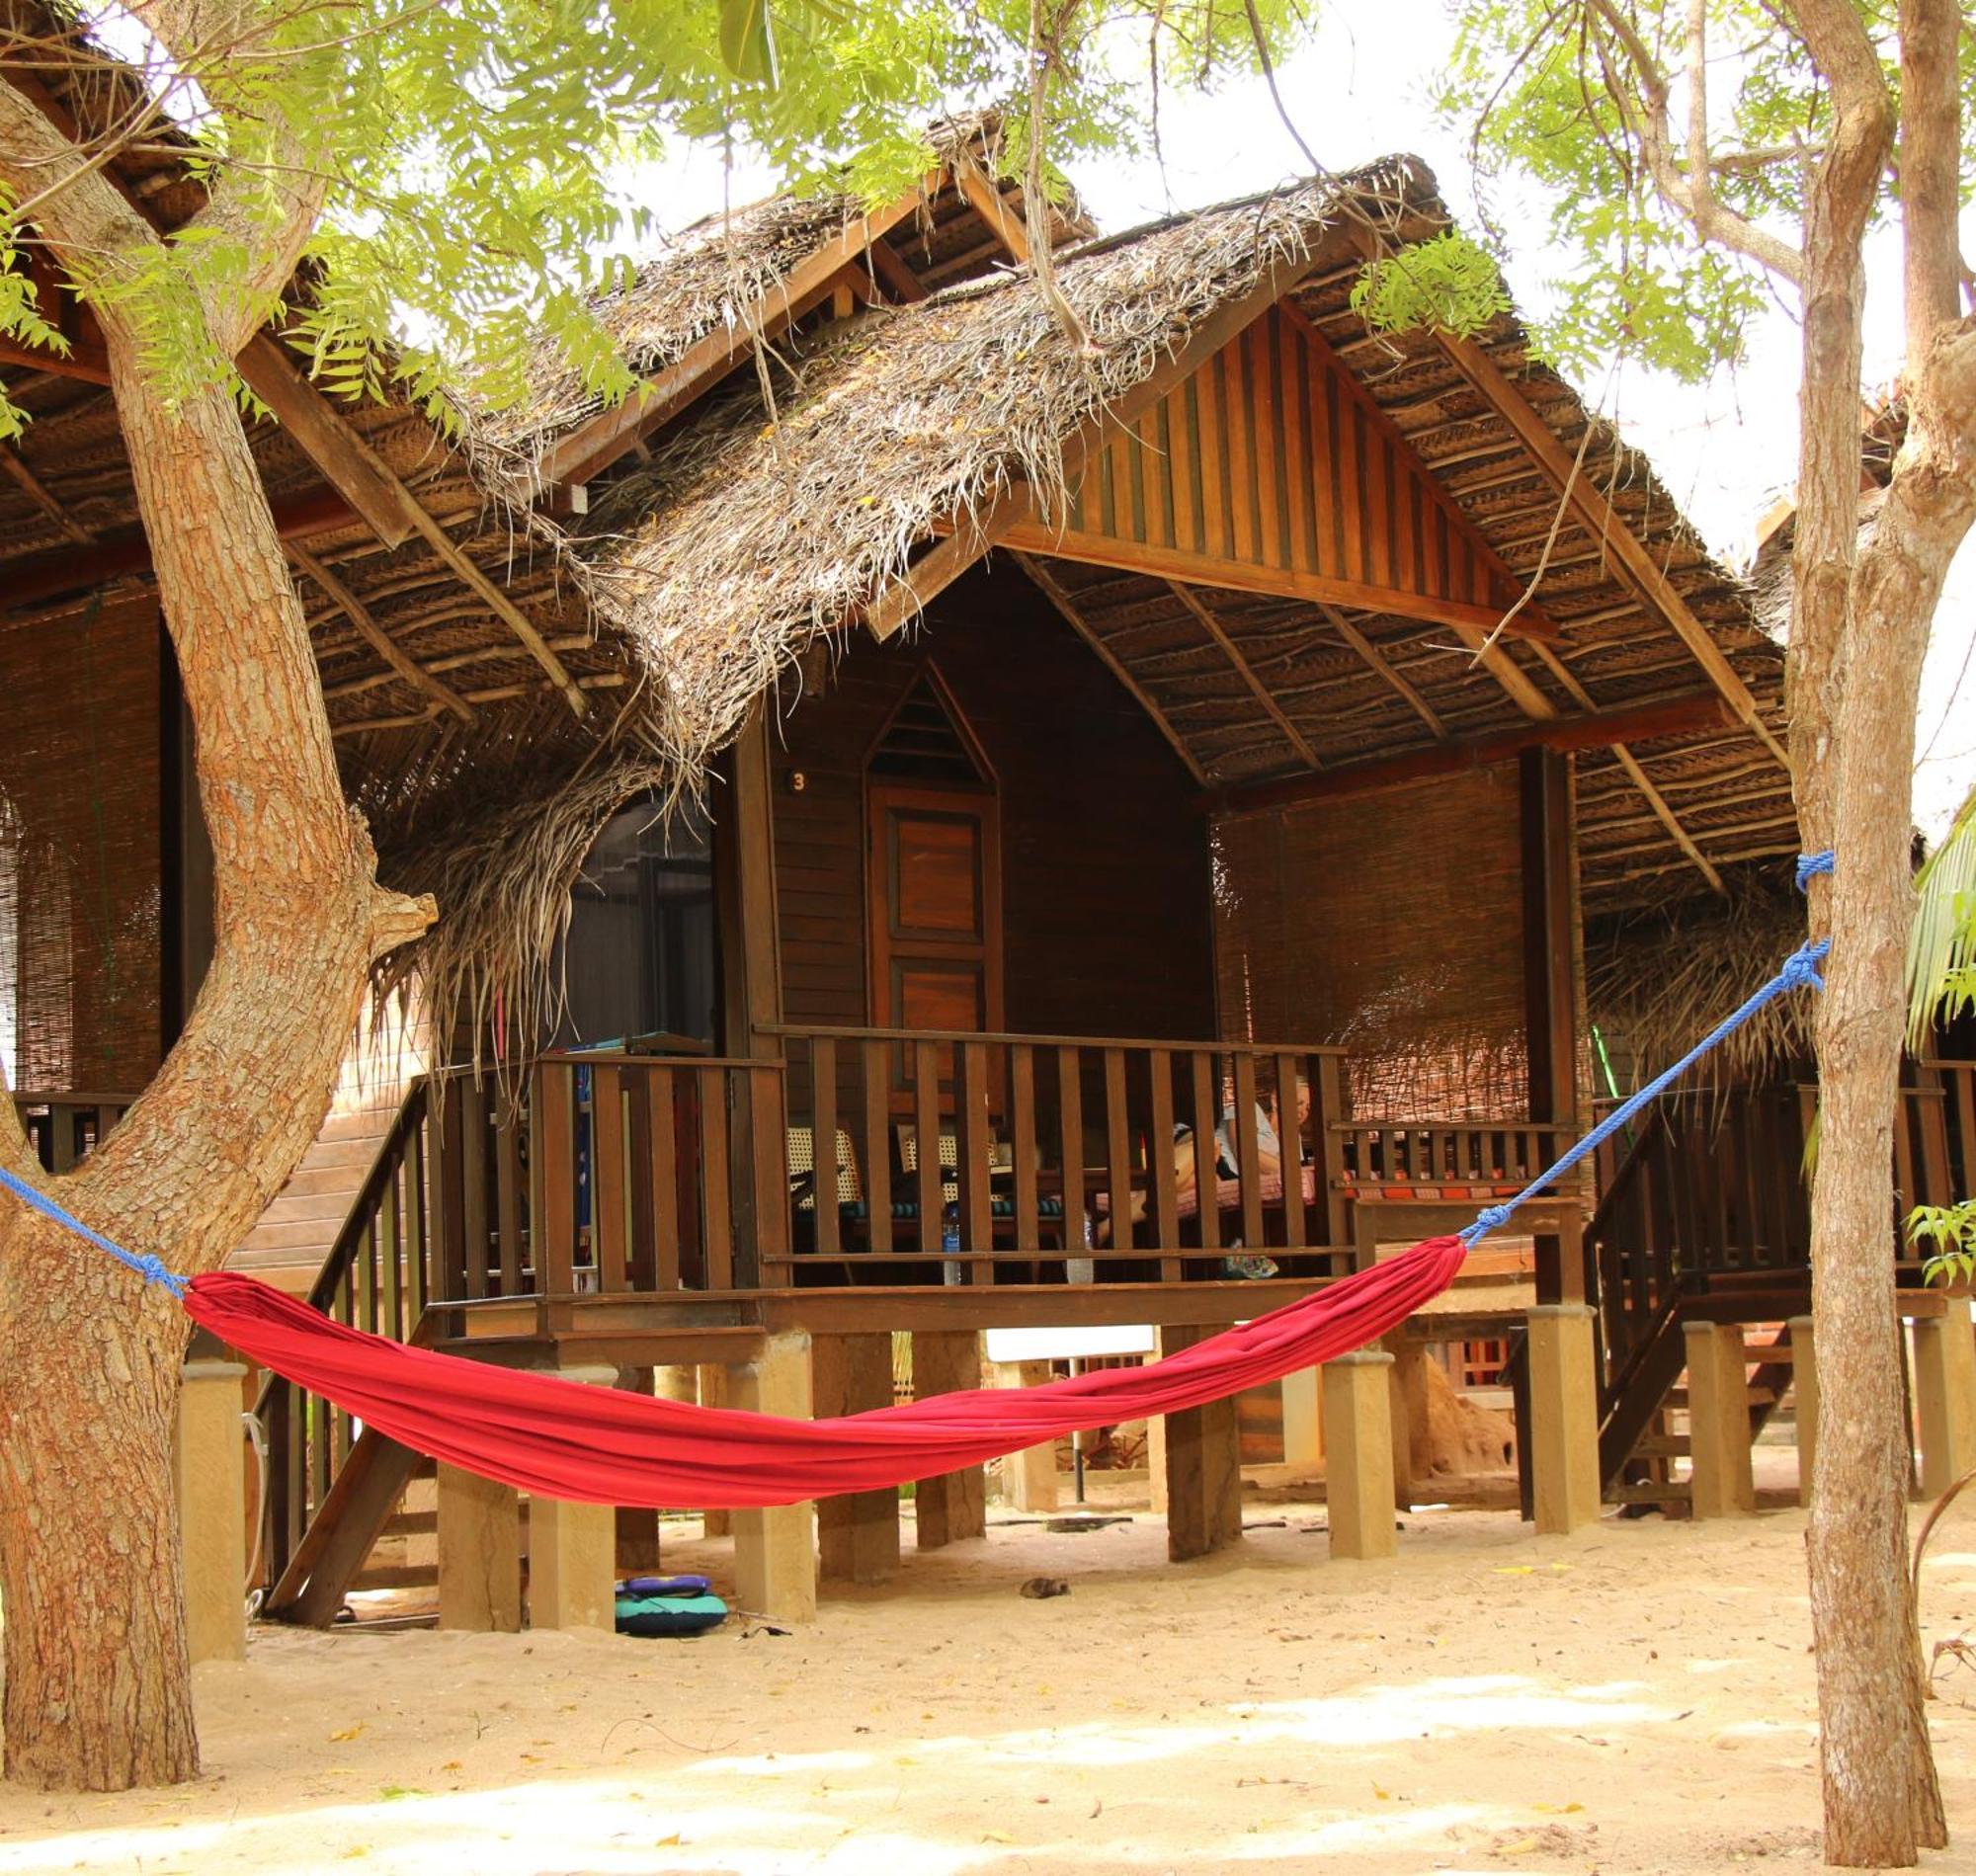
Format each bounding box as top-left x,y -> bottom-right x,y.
1210,766 -> 1528,1118
0,592 -> 164,1098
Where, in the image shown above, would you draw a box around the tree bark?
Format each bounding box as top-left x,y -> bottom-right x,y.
1779,0 -> 1976,1859
0,83 -> 432,1782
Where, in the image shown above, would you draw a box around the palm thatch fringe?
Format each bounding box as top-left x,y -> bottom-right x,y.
1587,864 -> 1816,1089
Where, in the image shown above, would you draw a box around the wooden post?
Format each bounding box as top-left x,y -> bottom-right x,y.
1911,1303 -> 1976,1500
1524,1304 -> 1602,1533
175,1358 -> 247,1665
912,1330 -> 987,1549
437,1463 -> 522,1632
727,1333 -> 817,1622
1387,1340 -> 1433,1509
1322,1349 -> 1398,1561
529,1365 -> 618,1629
1521,747 -> 1582,1304
1156,1323 -> 1243,1561
614,1366 -> 661,1571
713,706 -> 786,1287
1684,1322 -> 1756,1518
994,1361 -> 1060,1511
813,1334 -> 901,1583
1789,1314 -> 1818,1509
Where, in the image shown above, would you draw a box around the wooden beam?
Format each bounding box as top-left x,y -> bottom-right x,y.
288,544 -> 475,723
1432,328 -> 1789,770
1207,691 -> 1734,815
1,446 -> 93,544
0,334 -> 111,384
951,148 -> 1029,264
235,340 -> 587,716
1521,745 -> 1582,1304
1530,640 -> 1725,894
536,186 -> 937,493
1165,581 -> 1321,770
4,485 -> 359,610
987,523 -> 1562,643
1013,552 -> 1207,785
236,338 -> 424,549
1315,602 -> 1445,739
865,237 -> 930,304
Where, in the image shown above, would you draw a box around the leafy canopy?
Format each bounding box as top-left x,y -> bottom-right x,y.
1,0 -> 1325,437
1436,0 -> 1976,381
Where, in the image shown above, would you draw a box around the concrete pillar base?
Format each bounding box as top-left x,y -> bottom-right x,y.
1788,1315 -> 1817,1509
1685,1321 -> 1756,1519
728,1333 -> 817,1623
1323,1349 -> 1397,1561
176,1359 -> 248,1665
814,1334 -> 900,1585
1525,1304 -> 1603,1535
912,1331 -> 986,1550
697,1364 -> 733,1537
530,1365 -> 618,1630
994,1361 -> 1059,1513
1913,1304 -> 1976,1500
438,1463 -> 523,1632
1280,1367 -> 1323,1472
1155,1323 -> 1242,1560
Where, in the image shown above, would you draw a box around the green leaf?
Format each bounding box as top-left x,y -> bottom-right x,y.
718,0 -> 780,87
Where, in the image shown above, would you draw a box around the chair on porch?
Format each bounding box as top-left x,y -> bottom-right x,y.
894,1125 -> 1071,1271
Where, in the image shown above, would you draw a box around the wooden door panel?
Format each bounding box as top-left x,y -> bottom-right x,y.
889,811 -> 985,940
867,780 -> 1003,1114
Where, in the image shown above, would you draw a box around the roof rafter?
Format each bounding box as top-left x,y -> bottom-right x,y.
1315,601 -> 1446,739
1165,580 -> 1321,771
288,543 -> 475,723
1013,553 -> 1206,785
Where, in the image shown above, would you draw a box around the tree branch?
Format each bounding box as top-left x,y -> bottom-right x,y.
1584,0 -> 1806,285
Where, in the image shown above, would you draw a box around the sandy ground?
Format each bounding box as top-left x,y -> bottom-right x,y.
9,1484 -> 1976,1876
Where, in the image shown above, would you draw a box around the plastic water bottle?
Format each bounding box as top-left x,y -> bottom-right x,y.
942,1201 -> 960,1254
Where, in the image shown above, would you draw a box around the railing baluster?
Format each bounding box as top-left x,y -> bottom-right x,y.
812,1036 -> 840,1261
359,1216 -> 379,1338
495,1089 -> 525,1294
1011,1043 -> 1040,1255
1059,1047 -> 1088,1271
1232,1052 -> 1265,1250
532,1064 -> 577,1296
1275,1051 -> 1304,1249
645,1067 -> 681,1289
914,1039 -> 943,1257
381,1153 -> 404,1342
460,1080 -> 489,1301
593,1065 -> 628,1292
1148,1048 -> 1180,1282
1190,1051 -> 1220,1255
860,1039 -> 892,1257
698,1066 -> 732,1291
1104,1047 -> 1132,1260
958,1041 -> 993,1284
1913,1071 -> 1951,1210
1317,1053 -> 1348,1246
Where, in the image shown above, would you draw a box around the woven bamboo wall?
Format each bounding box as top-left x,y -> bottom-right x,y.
0,591 -> 163,1097
1211,766 -> 1527,1118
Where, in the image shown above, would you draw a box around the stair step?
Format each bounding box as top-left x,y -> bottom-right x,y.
1664,1386 -> 1776,1408
1633,1433 -> 1690,1457
1608,1487 -> 1693,1509
383,1509 -> 437,1538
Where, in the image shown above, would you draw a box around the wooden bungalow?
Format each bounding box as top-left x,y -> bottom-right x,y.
4,64 -> 1973,1641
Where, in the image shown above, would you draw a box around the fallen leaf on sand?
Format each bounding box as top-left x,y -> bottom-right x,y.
328,1725 -> 365,1743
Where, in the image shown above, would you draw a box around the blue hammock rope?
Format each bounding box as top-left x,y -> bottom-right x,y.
2,854 -> 1838,1291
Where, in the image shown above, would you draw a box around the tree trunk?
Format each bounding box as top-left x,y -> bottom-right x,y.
0,1219 -> 196,1788
0,329 -> 431,1788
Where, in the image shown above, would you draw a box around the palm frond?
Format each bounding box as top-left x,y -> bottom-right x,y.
1908,785 -> 1976,1052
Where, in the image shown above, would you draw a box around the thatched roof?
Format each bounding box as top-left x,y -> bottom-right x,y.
572,167 -> 1390,766
0,54 -> 1798,1054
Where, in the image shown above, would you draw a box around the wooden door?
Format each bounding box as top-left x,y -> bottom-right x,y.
866,782 -> 1002,1106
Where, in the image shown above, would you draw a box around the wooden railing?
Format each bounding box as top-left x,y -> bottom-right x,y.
12,1091 -> 131,1171
261,1081 -> 433,1596
770,1025 -> 1354,1283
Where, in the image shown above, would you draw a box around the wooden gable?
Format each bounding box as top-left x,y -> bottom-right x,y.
999,304 -> 1550,639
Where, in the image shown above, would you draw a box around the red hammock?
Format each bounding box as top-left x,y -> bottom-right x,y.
186,1235 -> 1465,1509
